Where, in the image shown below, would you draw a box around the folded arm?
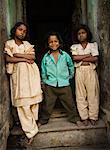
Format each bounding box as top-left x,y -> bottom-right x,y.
82,56 -> 98,63
5,54 -> 34,64
73,54 -> 91,62
13,53 -> 35,60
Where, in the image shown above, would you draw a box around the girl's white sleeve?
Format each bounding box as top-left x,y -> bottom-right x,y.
4,41 -> 13,57
70,44 -> 78,55
91,42 -> 99,56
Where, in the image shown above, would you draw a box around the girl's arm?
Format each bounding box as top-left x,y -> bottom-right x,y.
73,54 -> 91,61
13,53 -> 35,60
5,54 -> 34,64
82,56 -> 98,63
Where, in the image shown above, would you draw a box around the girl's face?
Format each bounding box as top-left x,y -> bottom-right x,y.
48,35 -> 60,50
15,24 -> 27,40
77,29 -> 87,42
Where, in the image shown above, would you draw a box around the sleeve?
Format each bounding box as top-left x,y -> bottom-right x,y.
90,42 -> 99,56
70,44 -> 78,55
4,41 -> 13,57
41,55 -> 47,83
66,53 -> 74,79
4,41 -> 14,74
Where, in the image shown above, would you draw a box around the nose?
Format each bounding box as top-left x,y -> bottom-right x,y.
21,30 -> 26,35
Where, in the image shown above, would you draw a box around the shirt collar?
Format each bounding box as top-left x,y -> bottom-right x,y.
47,49 -> 63,55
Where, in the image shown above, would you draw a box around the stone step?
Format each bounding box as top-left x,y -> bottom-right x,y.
38,145 -> 109,150
50,108 -> 67,118
32,118 -> 108,149
7,117 -> 108,149
7,144 -> 109,150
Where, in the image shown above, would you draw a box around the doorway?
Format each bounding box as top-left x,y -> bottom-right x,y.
26,0 -> 74,64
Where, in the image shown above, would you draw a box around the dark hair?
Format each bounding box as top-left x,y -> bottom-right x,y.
44,31 -> 63,49
10,22 -> 28,39
74,24 -> 92,43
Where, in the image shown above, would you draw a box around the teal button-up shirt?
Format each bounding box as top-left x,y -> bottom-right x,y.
41,50 -> 74,87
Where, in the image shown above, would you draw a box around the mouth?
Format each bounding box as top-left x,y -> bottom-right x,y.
19,35 -> 25,39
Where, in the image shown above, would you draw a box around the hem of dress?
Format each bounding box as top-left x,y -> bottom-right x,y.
12,95 -> 42,107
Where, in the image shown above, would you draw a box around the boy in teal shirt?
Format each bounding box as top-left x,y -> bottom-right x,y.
39,31 -> 80,125
42,49 -> 74,87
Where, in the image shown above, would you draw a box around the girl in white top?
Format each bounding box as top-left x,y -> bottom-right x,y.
4,22 -> 42,144
70,25 -> 99,126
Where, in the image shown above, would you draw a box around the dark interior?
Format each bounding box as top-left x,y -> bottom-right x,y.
26,0 -> 74,53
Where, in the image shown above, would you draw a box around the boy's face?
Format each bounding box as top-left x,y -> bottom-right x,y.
15,24 -> 27,40
48,35 -> 60,50
77,29 -> 87,42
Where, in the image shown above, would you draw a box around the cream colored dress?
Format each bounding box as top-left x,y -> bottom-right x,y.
4,39 -> 42,107
70,42 -> 99,121
4,39 -> 42,138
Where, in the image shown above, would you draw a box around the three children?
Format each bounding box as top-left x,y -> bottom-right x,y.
4,22 -> 99,144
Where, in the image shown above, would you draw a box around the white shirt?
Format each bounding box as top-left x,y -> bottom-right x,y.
70,42 -> 99,69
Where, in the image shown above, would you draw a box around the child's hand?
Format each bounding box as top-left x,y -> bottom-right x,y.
13,53 -> 19,57
30,60 -> 34,64
41,82 -> 46,91
25,59 -> 34,64
85,54 -> 91,57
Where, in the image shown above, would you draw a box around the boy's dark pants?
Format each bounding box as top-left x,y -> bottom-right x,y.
39,85 -> 80,124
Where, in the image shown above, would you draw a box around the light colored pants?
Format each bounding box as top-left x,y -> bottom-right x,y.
17,104 -> 39,138
75,66 -> 99,120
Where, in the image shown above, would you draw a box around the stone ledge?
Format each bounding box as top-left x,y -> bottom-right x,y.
39,118 -> 106,133
7,118 -> 108,149
10,118 -> 106,135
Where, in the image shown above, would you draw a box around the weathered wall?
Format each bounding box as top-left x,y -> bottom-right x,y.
71,0 -> 82,42
0,0 -> 26,149
97,0 -> 110,119
96,0 -> 110,144
87,0 -> 99,41
7,0 -> 26,36
0,0 -> 10,149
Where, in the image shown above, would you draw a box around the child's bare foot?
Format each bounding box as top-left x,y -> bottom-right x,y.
90,119 -> 97,126
82,119 -> 89,126
27,137 -> 34,144
76,120 -> 83,126
38,122 -> 42,128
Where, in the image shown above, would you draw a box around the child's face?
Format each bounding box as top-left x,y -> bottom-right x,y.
15,24 -> 27,40
48,35 -> 60,50
77,29 -> 87,42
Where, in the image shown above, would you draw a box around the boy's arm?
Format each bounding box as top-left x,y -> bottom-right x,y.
66,54 -> 74,79
41,56 -> 47,83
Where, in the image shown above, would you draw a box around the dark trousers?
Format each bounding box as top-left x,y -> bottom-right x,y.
39,85 -> 80,124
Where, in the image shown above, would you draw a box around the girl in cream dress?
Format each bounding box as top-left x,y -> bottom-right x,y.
4,22 -> 42,144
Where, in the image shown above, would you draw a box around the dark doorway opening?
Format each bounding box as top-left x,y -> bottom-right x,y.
26,0 -> 74,64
